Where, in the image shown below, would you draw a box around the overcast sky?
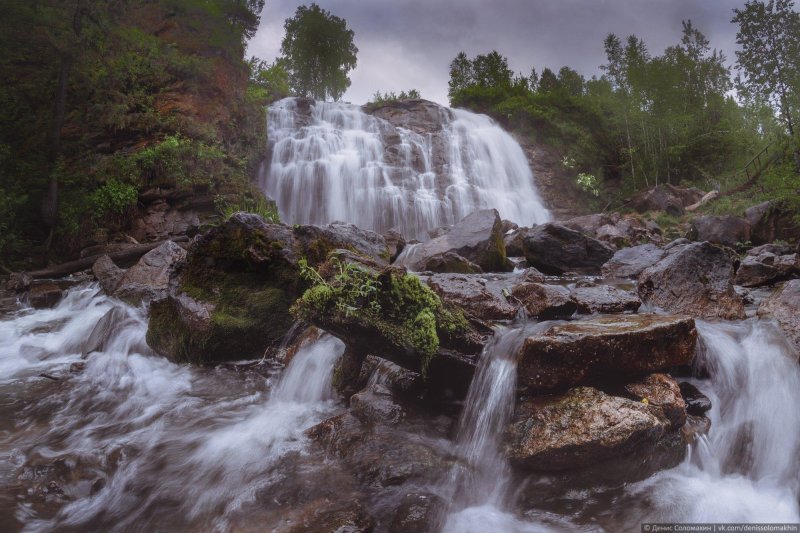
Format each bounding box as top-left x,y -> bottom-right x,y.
247,0 -> 746,106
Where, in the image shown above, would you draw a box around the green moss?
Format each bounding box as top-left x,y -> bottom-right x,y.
292,258 -> 471,376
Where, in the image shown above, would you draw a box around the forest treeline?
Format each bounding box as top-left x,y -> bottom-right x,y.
448,5 -> 799,213
0,0 -> 269,267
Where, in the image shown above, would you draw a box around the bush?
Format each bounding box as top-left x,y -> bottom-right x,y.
88,180 -> 138,226
215,195 -> 280,223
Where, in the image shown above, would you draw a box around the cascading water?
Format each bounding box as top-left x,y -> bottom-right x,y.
261,97 -> 551,240
439,321 -> 565,533
611,320 -> 800,527
0,286 -> 345,532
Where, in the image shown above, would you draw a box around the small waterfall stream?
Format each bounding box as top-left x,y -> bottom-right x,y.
0,287 -> 344,532
261,98 -> 551,240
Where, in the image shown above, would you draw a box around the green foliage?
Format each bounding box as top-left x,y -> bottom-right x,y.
447,19 -> 774,205
733,0 -> 800,170
216,195 -> 281,223
88,180 -> 138,224
280,3 -> 358,101
293,259 -> 469,375
369,89 -> 421,104
0,0 -> 266,263
247,57 -> 291,103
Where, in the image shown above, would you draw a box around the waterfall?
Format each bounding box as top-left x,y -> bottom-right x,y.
440,322 -> 560,533
0,286 -> 344,532
261,97 -> 551,240
621,320 -> 800,524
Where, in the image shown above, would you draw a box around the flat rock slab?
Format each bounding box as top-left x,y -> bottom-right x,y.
425,273 -> 518,321
515,314 -> 697,392
506,386 -> 670,471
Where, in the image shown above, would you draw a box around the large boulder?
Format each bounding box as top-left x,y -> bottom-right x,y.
746,200 -> 800,245
291,263 -> 484,378
631,186 -> 685,216
146,213 -> 391,363
522,223 -> 615,275
424,273 -> 518,321
757,280 -> 800,355
637,241 -> 745,319
515,314 -> 697,392
687,215 -> 751,247
396,209 -> 509,273
506,387 -> 672,471
569,284 -> 641,314
735,252 -> 799,287
601,243 -> 667,279
113,240 -> 186,304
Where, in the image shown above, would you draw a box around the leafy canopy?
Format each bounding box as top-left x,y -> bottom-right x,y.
280,3 -> 358,101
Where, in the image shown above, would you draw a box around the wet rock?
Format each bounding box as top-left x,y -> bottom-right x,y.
418,251 -> 483,274
83,307 -> 136,356
757,280 -> 800,354
637,241 -> 745,319
522,223 -> 615,275
356,355 -> 423,396
601,244 -> 667,279
501,220 -> 519,233
515,314 -> 697,392
569,285 -> 641,314
624,373 -> 686,428
389,492 -> 444,533
332,347 -> 366,399
308,413 -> 454,488
296,222 -> 392,265
92,255 -> 125,295
426,273 -> 517,321
504,227 -> 531,257
350,383 -> 406,425
6,272 -> 32,291
511,282 -> 576,319
383,228 -> 406,263
147,294 -> 217,363
681,414 -> 712,445
745,200 -> 800,246
285,498 -> 374,533
735,252 -> 799,287
687,215 -> 751,247
27,282 -> 63,309
506,387 -> 671,471
397,209 -> 510,273
679,382 -> 712,416
113,240 -> 186,305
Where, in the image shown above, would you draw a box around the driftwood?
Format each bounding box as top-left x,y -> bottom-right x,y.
23,237 -> 189,280
686,190 -> 720,212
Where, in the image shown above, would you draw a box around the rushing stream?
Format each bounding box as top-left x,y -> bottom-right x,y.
0,286 -> 345,532
261,98 -> 551,239
1,286 -> 799,532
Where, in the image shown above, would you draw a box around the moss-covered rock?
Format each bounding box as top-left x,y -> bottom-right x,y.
291,260 -> 482,376
145,213 -> 392,363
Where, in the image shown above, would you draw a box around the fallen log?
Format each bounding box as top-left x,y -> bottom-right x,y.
23,237 -> 189,280
686,190 -> 720,212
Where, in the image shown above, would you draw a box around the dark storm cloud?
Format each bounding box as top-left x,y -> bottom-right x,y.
249,0 -> 745,105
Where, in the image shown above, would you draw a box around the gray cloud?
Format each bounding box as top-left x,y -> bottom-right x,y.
248,0 -> 745,106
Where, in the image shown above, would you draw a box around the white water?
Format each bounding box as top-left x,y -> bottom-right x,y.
619,320 -> 800,525
0,287 -> 344,532
441,322 -> 565,533
261,98 -> 551,240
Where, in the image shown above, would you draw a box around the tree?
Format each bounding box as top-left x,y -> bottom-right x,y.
280,3 -> 358,101
733,0 -> 800,169
448,51 -> 473,101
472,51 -> 513,88
538,67 -> 560,93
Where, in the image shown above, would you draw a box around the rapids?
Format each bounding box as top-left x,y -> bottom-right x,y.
1,286 -> 798,532
260,98 -> 551,240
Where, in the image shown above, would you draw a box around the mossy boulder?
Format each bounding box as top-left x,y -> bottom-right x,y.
291,261 -> 483,377
145,213 -> 391,363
